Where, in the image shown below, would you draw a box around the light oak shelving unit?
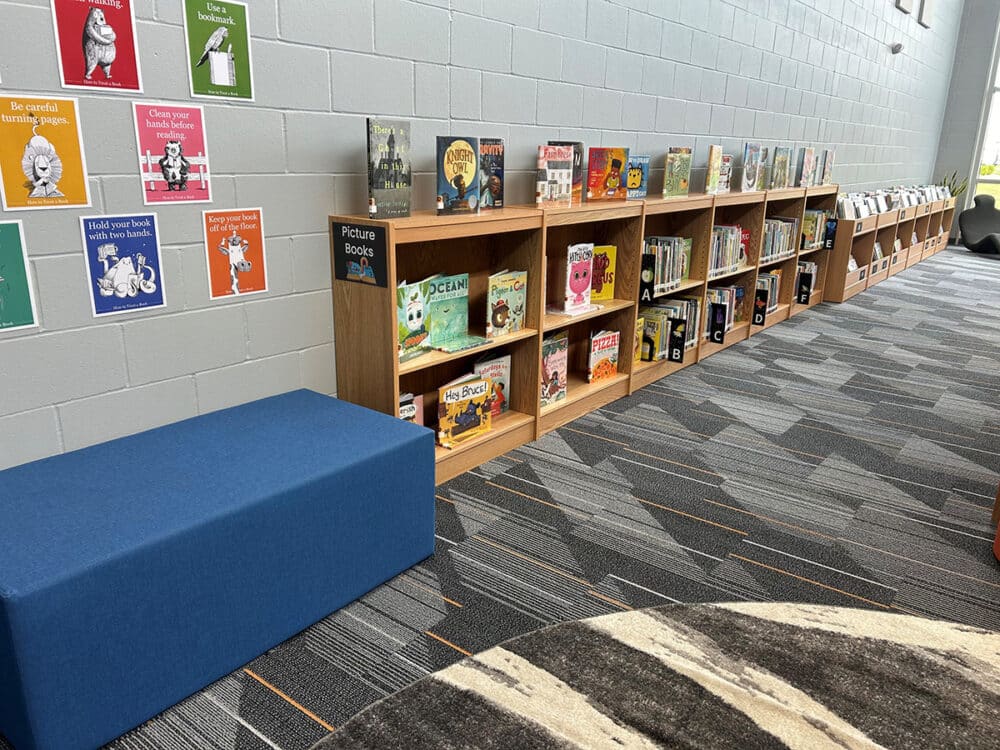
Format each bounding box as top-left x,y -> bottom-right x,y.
330,185 -> 952,484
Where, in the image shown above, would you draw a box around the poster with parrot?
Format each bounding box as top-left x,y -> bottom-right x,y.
50,0 -> 143,92
183,0 -> 254,101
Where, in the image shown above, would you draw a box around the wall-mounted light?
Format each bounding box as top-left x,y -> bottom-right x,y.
890,42 -> 904,54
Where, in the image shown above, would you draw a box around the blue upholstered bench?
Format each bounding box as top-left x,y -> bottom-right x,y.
0,390 -> 435,750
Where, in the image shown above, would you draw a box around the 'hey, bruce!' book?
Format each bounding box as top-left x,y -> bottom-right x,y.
437,136 -> 480,215
367,118 -> 411,219
438,373 -> 492,448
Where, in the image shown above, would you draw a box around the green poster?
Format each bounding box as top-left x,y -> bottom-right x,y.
0,221 -> 38,332
183,0 -> 254,101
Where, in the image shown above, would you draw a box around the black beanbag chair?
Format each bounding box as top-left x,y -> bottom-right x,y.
959,194 -> 1000,254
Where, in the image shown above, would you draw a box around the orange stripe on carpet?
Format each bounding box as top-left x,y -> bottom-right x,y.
243,668 -> 335,731
729,554 -> 893,610
425,631 -> 472,656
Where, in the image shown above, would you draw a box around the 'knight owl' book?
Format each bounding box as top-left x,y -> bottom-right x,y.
473,352 -> 511,417
396,275 -> 436,361
548,140 -> 584,205
663,148 -> 692,198
706,145 -> 723,195
486,269 -> 527,338
626,156 -> 650,200
437,373 -> 492,448
586,147 -> 629,201
591,245 -> 617,302
536,145 -> 574,206
367,118 -> 411,218
541,331 -> 569,407
437,136 -> 480,215
479,138 -> 504,210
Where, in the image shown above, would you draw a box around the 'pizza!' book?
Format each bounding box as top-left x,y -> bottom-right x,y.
591,245 -> 617,302
588,329 -> 620,383
664,147 -> 692,198
437,373 -> 492,448
479,137 -> 504,210
437,136 -> 480,215
547,140 -> 584,205
367,118 -> 411,218
626,155 -> 650,199
586,147 -> 629,201
486,269 -> 527,338
536,145 -> 574,207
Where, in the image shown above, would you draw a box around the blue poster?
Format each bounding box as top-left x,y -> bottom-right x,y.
80,213 -> 166,316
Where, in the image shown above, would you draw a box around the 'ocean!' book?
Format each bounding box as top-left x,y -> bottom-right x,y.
367,118 -> 411,218
486,269 -> 527,337
479,137 -> 504,209
437,136 -> 480,215
427,273 -> 470,348
586,147 -> 629,201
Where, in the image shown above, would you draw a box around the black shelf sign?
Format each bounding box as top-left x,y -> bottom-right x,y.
332,221 -> 388,287
667,318 -> 686,362
752,288 -> 769,325
797,273 -> 814,304
708,302 -> 727,344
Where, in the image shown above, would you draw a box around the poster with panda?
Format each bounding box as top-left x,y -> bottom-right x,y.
132,102 -> 212,204
80,213 -> 167,317
202,208 -> 267,300
50,0 -> 143,92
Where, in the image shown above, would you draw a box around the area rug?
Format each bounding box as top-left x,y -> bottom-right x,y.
311,602 -> 1000,750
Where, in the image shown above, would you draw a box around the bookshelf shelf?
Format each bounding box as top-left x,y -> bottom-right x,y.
708,263 -> 757,281
542,299 -> 634,332
699,321 -> 750,360
759,251 -> 797,269
751,302 -> 790,333
539,372 -> 630,433
434,410 -> 536,483
630,356 -> 694,392
398,328 -> 538,376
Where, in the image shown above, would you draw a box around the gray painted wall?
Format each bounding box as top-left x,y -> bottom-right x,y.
0,0 -> 965,468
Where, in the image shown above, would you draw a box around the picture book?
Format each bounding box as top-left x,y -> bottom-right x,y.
548,140 -> 584,205
718,155 -> 733,193
536,145 -> 574,206
396,274 -> 435,360
474,352 -> 511,417
437,373 -> 492,448
663,147 -> 692,198
586,147 -> 629,201
706,145 -> 723,195
771,148 -> 791,189
756,147 -> 770,191
427,272 -> 470,349
486,269 -> 527,338
591,245 -> 617,302
626,155 -> 650,199
541,330 -> 569,406
633,316 -> 644,363
821,149 -> 835,185
798,147 -> 816,187
367,118 -> 411,219
479,137 -> 504,209
741,143 -> 762,192
562,242 -> 594,313
399,392 -> 424,425
437,136 -> 479,215
588,330 -> 620,383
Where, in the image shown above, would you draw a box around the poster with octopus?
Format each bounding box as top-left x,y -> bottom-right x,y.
202,208 -> 267,299
132,102 -> 212,205
0,95 -> 90,211
50,0 -> 143,92
80,213 -> 166,317
183,0 -> 254,101
0,221 -> 39,332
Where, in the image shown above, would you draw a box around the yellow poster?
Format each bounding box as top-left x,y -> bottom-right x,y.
0,95 -> 91,211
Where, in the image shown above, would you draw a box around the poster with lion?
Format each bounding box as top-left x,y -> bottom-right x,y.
50,0 -> 143,92
132,102 -> 212,204
202,208 -> 267,299
0,94 -> 90,211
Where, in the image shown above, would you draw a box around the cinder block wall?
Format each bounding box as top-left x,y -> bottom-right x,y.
0,0 -> 963,468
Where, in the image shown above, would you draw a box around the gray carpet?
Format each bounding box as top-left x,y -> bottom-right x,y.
3,247 -> 999,749
312,603 -> 1000,749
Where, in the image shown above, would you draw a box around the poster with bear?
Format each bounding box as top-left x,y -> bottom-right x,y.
80,213 -> 166,317
0,221 -> 40,332
202,208 -> 267,299
183,0 -> 254,101
132,102 -> 212,204
50,0 -> 143,92
0,95 -> 90,211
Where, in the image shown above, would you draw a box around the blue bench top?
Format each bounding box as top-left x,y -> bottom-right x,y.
0,390 -> 428,598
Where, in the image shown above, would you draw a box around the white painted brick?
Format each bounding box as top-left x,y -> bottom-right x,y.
196,353 -> 301,414
415,64 -> 450,118
2,5 -> 60,91
451,15 -> 511,73
656,98 -> 688,133
583,89 -> 624,130
684,101 -> 712,134
290,234 -> 332,292
0,408 -> 62,471
513,28 -> 562,81
642,57 -> 676,98
332,52 -> 413,116
235,175 -> 336,236
254,40 -> 331,111
300,344 -> 337,396
279,0 -> 372,50
689,30 -> 719,68
483,74 -> 537,125
701,70 -> 727,105
58,377 -> 199,451
483,0 -> 539,27
78,98 -> 137,176
540,0 -> 587,39
245,291 -> 333,358
205,106 -> 286,174
123,306 -> 246,385
660,21 -> 692,62
537,82 -> 585,127
375,0 -> 450,64
627,13 -> 662,56
587,0 -> 628,48
606,50 -> 645,93
451,68 -> 482,119
622,94 -> 657,132
136,22 -> 190,101
285,112 -> 368,174
562,39 -> 607,87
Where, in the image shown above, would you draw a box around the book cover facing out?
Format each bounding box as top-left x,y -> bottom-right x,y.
705,145 -> 722,195
479,138 -> 504,209
81,212 -> 166,317
437,136 -> 479,215
664,148 -> 692,198
626,155 -> 650,199
548,141 -> 584,205
591,245 -> 617,301
0,221 -> 39,331
367,118 -> 411,219
586,147 -> 628,201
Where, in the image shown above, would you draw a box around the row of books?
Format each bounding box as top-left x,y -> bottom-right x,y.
761,218 -> 799,261
756,272 -> 781,317
704,286 -> 742,337
802,209 -> 833,251
642,236 -> 692,296
705,144 -> 835,196
709,225 -> 748,277
836,184 -> 951,219
796,261 -> 819,295
541,328 -> 621,407
639,299 -> 701,361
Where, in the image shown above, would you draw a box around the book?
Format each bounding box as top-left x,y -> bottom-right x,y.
588,330 -> 620,382
641,236 -> 691,299
771,147 -> 791,189
548,140 -> 584,205
427,273 -> 470,349
558,242 -> 594,313
437,136 -> 480,215
479,138 -> 504,209
626,155 -> 650,199
396,275 -> 435,360
591,245 -> 617,301
474,352 -> 512,417
821,149 -> 835,185
633,316 -> 644,362
741,143 -> 762,192
663,147 -> 692,198
367,118 -> 411,219
706,145 -> 723,194
486,269 -> 527,338
437,373 -> 492,448
586,147 -> 629,201
718,155 -> 733,193
762,217 -> 799,260
756,147 -> 770,191
541,330 -> 569,406
398,393 -> 424,425
798,147 -> 817,187
536,145 -> 574,207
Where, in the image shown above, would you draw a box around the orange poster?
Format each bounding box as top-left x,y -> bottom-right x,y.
0,94 -> 90,211
202,208 -> 267,299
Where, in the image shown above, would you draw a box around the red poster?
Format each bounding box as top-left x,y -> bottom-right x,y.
50,0 -> 143,92
132,102 -> 211,204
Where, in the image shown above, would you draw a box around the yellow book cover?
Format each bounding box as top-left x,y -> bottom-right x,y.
634,316 -> 644,362
437,376 -> 492,448
591,244 -> 617,301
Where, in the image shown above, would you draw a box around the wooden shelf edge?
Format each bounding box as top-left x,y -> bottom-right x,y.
399,328 -> 538,375
543,299 -> 634,332
708,263 -> 757,282
434,411 -> 536,483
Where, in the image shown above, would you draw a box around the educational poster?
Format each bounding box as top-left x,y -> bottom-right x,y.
0,95 -> 90,211
183,0 -> 254,101
0,221 -> 39,332
132,102 -> 212,204
50,0 -> 143,92
80,213 -> 166,317
203,208 -> 267,299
